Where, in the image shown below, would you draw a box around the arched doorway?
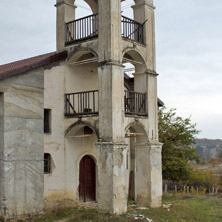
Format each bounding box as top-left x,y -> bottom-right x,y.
79,155 -> 96,202
125,123 -> 148,201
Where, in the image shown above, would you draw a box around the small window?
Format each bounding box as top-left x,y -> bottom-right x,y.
44,153 -> 52,174
44,109 -> 51,133
0,93 -> 4,117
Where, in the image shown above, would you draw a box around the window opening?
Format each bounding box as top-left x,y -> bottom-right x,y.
44,109 -> 51,133
44,153 -> 52,174
0,93 -> 3,117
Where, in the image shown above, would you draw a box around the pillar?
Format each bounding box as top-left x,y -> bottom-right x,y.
55,0 -> 76,51
96,143 -> 127,214
133,0 -> 159,142
96,0 -> 127,214
135,142 -> 162,207
133,0 -> 156,70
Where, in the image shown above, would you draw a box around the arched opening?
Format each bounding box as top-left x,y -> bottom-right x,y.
125,123 -> 148,201
74,0 -> 95,19
121,0 -> 146,44
121,0 -> 134,19
123,50 -> 147,116
65,50 -> 99,117
64,0 -> 98,45
79,155 -> 96,202
65,123 -> 98,203
123,50 -> 146,73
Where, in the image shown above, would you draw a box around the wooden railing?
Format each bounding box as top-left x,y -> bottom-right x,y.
121,16 -> 145,45
65,14 -> 98,45
124,91 -> 147,116
65,90 -> 99,117
65,90 -> 146,117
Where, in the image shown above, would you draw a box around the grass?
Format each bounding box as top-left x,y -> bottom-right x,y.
139,195 -> 222,222
18,195 -> 222,222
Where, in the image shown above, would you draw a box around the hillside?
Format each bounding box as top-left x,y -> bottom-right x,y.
196,138 -> 222,161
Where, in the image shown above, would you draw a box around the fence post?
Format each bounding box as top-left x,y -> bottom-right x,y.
196,186 -> 199,195
175,185 -> 177,194
164,184 -> 168,194
187,186 -> 189,194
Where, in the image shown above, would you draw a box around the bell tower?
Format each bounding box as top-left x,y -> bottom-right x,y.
55,0 -> 162,214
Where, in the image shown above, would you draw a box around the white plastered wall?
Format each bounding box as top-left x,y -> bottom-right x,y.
44,61 -> 99,207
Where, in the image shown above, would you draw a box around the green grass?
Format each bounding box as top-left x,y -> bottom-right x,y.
20,195 -> 222,222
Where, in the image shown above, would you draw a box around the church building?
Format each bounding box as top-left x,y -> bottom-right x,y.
0,0 -> 162,219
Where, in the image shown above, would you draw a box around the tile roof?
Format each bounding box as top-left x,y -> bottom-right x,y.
0,51 -> 67,80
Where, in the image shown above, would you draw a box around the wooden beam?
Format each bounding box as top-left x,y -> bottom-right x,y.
123,57 -> 143,65
69,58 -> 97,66
67,134 -> 94,138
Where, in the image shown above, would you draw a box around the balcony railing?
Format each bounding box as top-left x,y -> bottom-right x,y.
124,91 -> 147,116
65,90 -> 99,117
65,14 -> 98,45
65,14 -> 145,45
121,16 -> 145,45
65,90 -> 146,117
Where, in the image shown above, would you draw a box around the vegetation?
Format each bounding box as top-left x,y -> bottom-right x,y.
18,195 -> 222,222
158,107 -> 200,181
189,169 -> 222,190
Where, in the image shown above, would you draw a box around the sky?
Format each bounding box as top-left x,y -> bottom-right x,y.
0,0 -> 221,139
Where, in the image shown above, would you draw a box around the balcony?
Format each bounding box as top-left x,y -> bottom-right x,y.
65,14 -> 98,46
121,16 -> 145,45
124,91 -> 147,116
65,90 -> 99,117
65,14 -> 145,45
65,90 -> 147,118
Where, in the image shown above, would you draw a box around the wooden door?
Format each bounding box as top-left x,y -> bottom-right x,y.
79,155 -> 96,202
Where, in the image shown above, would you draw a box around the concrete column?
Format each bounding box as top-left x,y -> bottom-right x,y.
97,63 -> 126,213
96,143 -> 127,214
147,70 -> 159,142
97,0 -> 127,214
98,63 -> 125,142
147,143 -> 162,207
134,72 -> 147,93
133,70 -> 158,142
98,0 -> 122,62
55,0 -> 76,51
135,142 -> 162,207
133,0 -> 156,70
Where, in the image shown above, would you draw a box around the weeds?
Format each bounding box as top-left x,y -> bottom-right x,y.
22,195 -> 222,222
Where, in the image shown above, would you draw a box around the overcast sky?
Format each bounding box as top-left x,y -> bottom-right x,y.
0,0 -> 221,139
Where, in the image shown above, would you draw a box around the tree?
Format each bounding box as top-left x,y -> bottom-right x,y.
158,107 -> 200,181
218,151 -> 222,159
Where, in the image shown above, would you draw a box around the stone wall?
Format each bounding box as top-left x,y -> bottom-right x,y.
0,69 -> 44,219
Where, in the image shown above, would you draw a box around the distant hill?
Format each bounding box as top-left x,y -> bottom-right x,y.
195,138 -> 222,161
